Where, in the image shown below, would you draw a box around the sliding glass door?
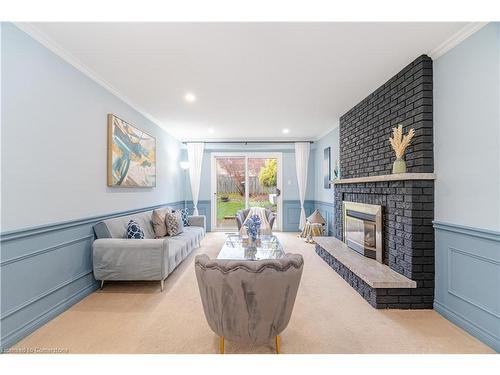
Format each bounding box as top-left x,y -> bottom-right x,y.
212,153 -> 282,231
214,156 -> 246,230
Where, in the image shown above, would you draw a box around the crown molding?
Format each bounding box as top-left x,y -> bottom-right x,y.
13,22 -> 174,138
428,22 -> 489,60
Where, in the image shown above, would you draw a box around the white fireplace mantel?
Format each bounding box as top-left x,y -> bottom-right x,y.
331,173 -> 436,185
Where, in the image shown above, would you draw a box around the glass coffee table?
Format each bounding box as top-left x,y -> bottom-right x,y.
217,234 -> 285,260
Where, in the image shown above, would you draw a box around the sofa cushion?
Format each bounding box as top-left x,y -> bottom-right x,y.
152,208 -> 170,238
95,209 -> 170,239
179,208 -> 190,226
163,226 -> 204,273
165,210 -> 183,236
94,221 -> 112,239
175,226 -> 204,245
127,220 -> 145,239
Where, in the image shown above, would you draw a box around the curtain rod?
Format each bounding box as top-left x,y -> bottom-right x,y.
182,140 -> 314,144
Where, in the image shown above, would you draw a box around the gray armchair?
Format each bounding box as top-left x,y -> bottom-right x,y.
235,208 -> 276,230
194,254 -> 304,353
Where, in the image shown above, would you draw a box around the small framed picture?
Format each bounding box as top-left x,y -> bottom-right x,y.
323,147 -> 331,189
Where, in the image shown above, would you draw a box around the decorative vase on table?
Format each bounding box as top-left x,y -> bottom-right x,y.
244,245 -> 257,260
389,124 -> 415,174
244,214 -> 262,244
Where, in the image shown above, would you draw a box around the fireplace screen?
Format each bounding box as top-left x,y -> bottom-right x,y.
343,202 -> 383,263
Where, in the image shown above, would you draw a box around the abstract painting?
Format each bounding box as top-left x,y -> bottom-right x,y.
107,114 -> 156,187
323,146 -> 331,189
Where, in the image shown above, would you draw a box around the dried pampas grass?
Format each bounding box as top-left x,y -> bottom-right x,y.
389,125 -> 415,159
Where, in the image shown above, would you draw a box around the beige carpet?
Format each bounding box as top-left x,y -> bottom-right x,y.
13,232 -> 494,354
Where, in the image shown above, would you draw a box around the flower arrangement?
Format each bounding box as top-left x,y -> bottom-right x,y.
389,125 -> 415,173
244,214 -> 262,242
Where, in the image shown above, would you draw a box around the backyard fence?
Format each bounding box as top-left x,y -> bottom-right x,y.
217,175 -> 274,195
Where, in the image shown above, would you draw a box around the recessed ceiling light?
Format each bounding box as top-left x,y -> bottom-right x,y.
208,128 -> 215,134
282,128 -> 290,134
184,92 -> 196,103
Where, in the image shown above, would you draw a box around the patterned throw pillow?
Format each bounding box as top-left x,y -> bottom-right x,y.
127,220 -> 144,239
165,210 -> 184,236
179,208 -> 189,227
151,209 -> 168,238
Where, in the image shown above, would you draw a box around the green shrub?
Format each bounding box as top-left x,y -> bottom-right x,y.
258,159 -> 277,187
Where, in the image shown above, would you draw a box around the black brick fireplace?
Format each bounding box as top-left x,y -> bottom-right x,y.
316,55 -> 435,309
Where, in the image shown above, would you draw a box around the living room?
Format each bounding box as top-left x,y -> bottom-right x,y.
1,1 -> 499,373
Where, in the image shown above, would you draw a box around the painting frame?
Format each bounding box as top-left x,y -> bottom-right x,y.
323,146 -> 331,189
107,114 -> 156,188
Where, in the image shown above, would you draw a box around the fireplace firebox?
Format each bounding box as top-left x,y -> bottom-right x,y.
343,201 -> 383,263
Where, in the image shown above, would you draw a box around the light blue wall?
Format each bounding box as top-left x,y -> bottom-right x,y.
1,23 -> 185,232
0,23 -> 185,349
311,127 -> 339,235
434,23 -> 500,232
312,126 -> 339,203
433,23 -> 500,352
434,222 -> 500,352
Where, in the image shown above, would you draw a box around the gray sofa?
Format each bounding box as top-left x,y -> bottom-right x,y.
93,207 -> 205,291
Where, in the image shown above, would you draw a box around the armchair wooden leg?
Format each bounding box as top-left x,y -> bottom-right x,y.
219,336 -> 224,354
100,280 -> 105,290
160,279 -> 164,292
275,335 -> 281,354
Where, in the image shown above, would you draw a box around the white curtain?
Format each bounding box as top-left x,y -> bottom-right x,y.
294,142 -> 310,231
186,142 -> 205,216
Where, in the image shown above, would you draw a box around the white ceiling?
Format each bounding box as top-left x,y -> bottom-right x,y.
25,22 -> 468,141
